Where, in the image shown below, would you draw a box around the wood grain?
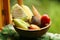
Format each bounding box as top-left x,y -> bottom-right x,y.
17,0 -> 23,6
0,0 -> 3,29
3,0 -> 12,25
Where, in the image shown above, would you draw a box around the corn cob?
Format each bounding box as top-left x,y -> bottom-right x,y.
11,4 -> 27,21
22,5 -> 33,22
13,19 -> 30,30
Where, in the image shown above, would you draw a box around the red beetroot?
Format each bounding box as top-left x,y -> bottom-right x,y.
40,14 -> 50,28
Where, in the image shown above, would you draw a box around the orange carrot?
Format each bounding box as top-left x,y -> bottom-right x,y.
32,5 -> 41,19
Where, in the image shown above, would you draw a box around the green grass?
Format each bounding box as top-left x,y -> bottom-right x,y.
11,0 -> 60,34
48,2 -> 60,34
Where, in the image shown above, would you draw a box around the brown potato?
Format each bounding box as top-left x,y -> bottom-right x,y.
29,24 -> 40,30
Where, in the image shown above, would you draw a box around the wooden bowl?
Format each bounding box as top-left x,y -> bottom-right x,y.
14,22 -> 51,38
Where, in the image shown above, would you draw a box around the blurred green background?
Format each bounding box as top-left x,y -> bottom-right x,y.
10,0 -> 60,34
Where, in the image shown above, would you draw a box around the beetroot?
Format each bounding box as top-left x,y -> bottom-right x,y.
40,14 -> 50,28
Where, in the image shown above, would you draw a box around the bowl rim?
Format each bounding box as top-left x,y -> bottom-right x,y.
14,22 -> 51,32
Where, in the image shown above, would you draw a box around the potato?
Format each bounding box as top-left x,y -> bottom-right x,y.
29,24 -> 40,30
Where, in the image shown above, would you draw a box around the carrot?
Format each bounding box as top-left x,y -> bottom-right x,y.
32,5 -> 41,19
